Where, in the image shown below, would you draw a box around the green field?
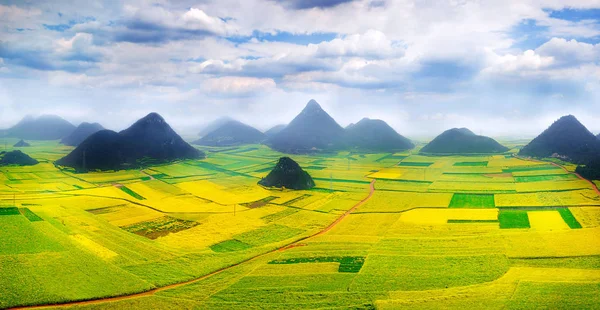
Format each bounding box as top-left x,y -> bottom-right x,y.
0,141 -> 599,309
449,193 -> 496,208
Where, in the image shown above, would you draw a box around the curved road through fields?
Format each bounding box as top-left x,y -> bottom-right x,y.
11,180 -> 377,310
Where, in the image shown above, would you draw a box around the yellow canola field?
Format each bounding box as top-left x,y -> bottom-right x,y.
328,213 -> 401,236
487,158 -> 542,167
503,227 -> 600,257
69,234 -> 118,259
368,171 -> 402,180
512,169 -> 566,176
378,267 -> 600,309
429,181 -> 515,192
147,196 -> 236,213
516,180 -> 590,192
98,204 -> 164,227
528,211 -> 570,231
176,180 -> 271,205
156,213 -> 266,250
250,262 -> 340,276
68,170 -> 146,184
70,186 -> 135,201
359,191 -> 453,213
497,190 -> 600,207
399,208 -> 498,225
569,207 -> 600,228
495,193 -> 543,207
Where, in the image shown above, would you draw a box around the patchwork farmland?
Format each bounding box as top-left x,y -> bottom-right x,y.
1,141 -> 599,309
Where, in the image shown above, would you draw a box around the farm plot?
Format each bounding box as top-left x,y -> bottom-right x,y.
498,210 -> 530,229
528,211 -> 570,230
449,193 -> 495,208
357,191 -> 453,213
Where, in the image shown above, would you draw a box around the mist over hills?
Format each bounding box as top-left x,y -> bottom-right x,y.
193,120 -> 266,147
346,118 -> 414,152
61,122 -> 105,147
56,113 -> 204,171
13,139 -> 30,147
519,115 -> 600,164
198,117 -> 236,137
420,128 -> 509,154
2,115 -> 75,140
264,125 -> 286,138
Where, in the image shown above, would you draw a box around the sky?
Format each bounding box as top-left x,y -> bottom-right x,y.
0,0 -> 599,139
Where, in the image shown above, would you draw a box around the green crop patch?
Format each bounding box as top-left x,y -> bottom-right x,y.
254,167 -> 273,173
499,210 -> 530,229
313,178 -> 371,184
514,174 -> 576,182
122,216 -> 198,239
242,196 -> 278,208
281,194 -> 311,206
376,154 -> 407,162
210,239 -> 253,252
233,224 -> 304,246
449,193 -> 495,208
453,161 -> 488,166
19,208 -> 43,222
269,256 -> 366,273
0,207 -> 20,216
86,206 -> 121,215
119,186 -> 145,200
558,208 -> 582,229
398,162 -> 433,167
305,166 -> 326,170
503,165 -> 556,173
261,208 -> 299,222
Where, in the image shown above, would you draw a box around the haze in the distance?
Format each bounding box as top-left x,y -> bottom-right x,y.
0,0 -> 599,138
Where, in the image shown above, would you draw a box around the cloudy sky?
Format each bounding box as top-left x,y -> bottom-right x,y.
0,0 -> 599,138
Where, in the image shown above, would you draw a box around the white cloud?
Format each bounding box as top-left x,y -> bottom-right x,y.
536,38 -> 600,66
202,76 -> 277,95
483,49 -> 554,75
315,29 -> 403,59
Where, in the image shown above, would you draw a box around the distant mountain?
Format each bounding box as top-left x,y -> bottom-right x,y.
519,115 -> 600,164
0,150 -> 38,166
597,133 -> 600,139
346,118 -> 414,152
60,122 -> 104,146
258,157 -> 315,190
421,128 -> 509,154
13,139 -> 30,147
56,113 -> 204,171
193,120 -> 266,146
198,116 -> 235,137
264,124 -> 286,137
268,99 -> 346,153
3,115 -> 75,140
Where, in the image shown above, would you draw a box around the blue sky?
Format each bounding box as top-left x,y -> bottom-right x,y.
0,0 -> 599,138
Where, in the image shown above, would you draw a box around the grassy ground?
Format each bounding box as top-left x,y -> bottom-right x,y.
0,141 -> 599,309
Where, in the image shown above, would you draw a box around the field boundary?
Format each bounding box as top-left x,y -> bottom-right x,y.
9,180 -> 377,310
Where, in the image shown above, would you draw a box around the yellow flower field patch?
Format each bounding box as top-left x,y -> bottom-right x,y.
69,234 -> 118,259
528,211 -> 570,231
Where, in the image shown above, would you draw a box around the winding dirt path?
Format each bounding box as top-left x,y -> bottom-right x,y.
10,180 -> 376,310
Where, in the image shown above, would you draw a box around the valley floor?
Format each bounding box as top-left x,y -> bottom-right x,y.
0,140 -> 599,309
